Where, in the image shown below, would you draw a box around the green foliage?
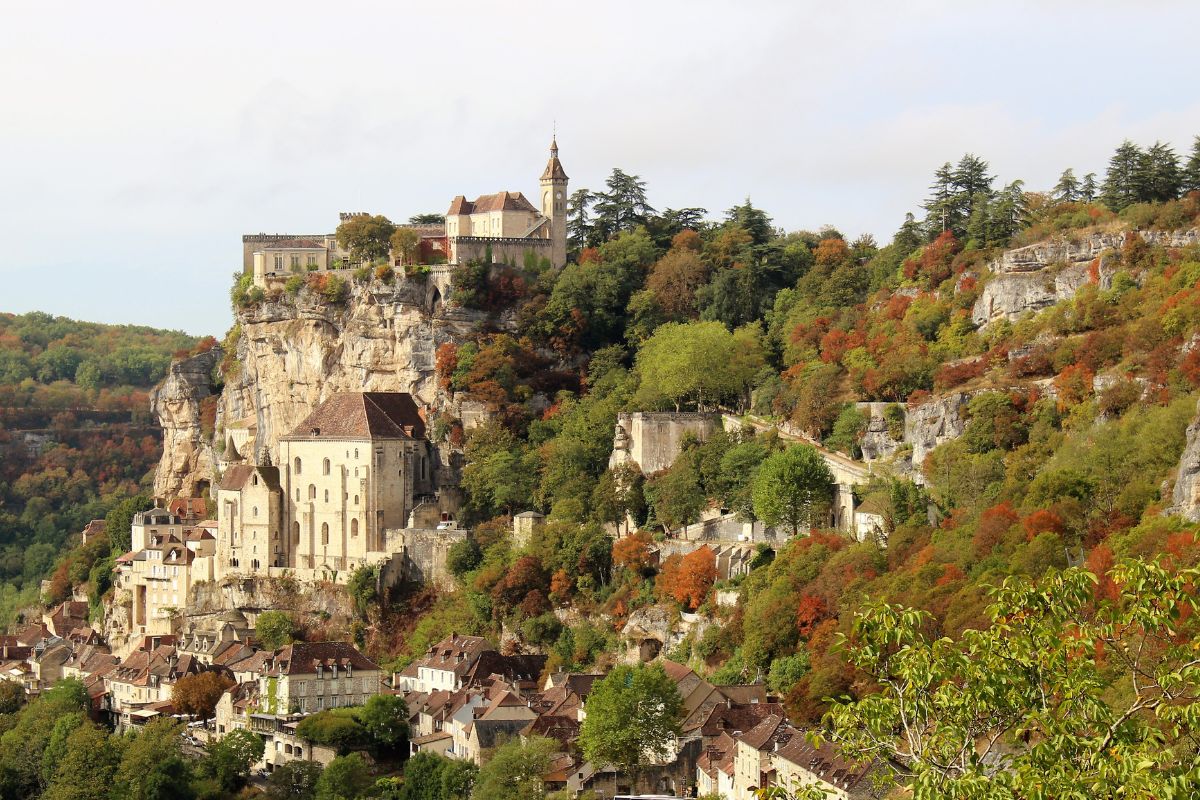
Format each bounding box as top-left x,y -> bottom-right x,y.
315,752 -> 374,800
296,709 -> 369,751
633,320 -> 763,411
751,445 -> 835,535
203,728 -> 265,791
392,751 -> 476,800
345,565 -> 379,621
471,736 -> 557,800
825,560 -> 1200,798
265,760 -> 324,800
255,610 -> 298,649
335,214 -> 396,264
767,650 -> 810,695
579,663 -> 683,774
356,694 -> 410,755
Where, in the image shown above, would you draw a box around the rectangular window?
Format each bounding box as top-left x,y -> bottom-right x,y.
290,254 -> 300,267
274,255 -> 283,269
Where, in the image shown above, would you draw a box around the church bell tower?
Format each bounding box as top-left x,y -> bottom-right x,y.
539,136 -> 569,268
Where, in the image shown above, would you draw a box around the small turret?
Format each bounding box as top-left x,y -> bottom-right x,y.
222,437 -> 243,464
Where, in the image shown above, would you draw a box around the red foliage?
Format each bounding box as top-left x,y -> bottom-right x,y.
819,328 -> 865,364
883,294 -> 913,320
549,569 -> 572,603
814,238 -> 850,266
1181,347 -> 1200,389
1085,544 -> 1120,603
794,593 -> 829,639
1022,509 -> 1066,541
974,502 -> 1019,557
1053,363 -> 1095,408
903,231 -> 959,286
934,358 -> 986,391
1087,258 -> 1101,284
936,564 -> 966,587
579,247 -> 601,264
435,343 -> 458,392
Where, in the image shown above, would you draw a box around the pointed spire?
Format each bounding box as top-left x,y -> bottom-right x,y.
550,135 -> 558,159
541,135 -> 568,182
222,436 -> 242,463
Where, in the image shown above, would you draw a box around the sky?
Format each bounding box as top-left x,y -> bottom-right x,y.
2,1 -> 1199,336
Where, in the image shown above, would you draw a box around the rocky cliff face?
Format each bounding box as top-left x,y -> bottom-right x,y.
905,392 -> 970,471
150,348 -> 222,499
1168,398 -> 1200,521
153,276 -> 484,501
972,228 -> 1200,328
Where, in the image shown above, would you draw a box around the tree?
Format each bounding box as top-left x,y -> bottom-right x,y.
389,227 -> 421,268
256,610 -> 298,649
266,760 -> 324,800
114,718 -> 194,800
824,559 -> 1200,798
396,751 -> 476,800
408,213 -> 445,225
1102,140 -> 1144,212
1183,135 -> 1200,195
0,680 -> 24,714
567,188 -> 595,251
203,728 -> 264,791
1052,168 -> 1080,203
172,671 -> 234,719
1139,140 -> 1182,202
335,214 -> 396,264
634,321 -> 764,411
580,663 -> 682,776
105,494 -> 153,554
472,736 -> 557,800
315,752 -> 374,800
358,694 -> 409,755
646,248 -> 710,320
42,722 -> 123,800
592,168 -> 655,238
657,546 -> 716,610
446,537 -> 483,577
751,446 -> 835,536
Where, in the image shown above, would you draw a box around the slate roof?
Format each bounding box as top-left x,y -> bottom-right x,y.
774,732 -> 876,795
282,392 -> 426,441
259,642 -> 379,676
540,138 -> 569,182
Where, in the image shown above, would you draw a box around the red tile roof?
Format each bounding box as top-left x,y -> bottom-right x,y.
446,191 -> 539,216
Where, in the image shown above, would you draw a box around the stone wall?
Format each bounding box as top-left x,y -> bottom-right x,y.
609,412 -> 721,476
377,527 -> 467,591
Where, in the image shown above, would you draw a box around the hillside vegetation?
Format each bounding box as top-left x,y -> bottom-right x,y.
0,312 -> 201,624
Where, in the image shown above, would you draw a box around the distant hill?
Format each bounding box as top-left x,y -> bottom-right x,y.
0,311 -> 203,625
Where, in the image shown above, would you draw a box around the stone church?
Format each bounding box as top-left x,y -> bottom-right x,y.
216,392 -> 452,581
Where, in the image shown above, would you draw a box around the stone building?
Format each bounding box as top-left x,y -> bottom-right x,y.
608,412 -> 721,476
215,463 -> 284,574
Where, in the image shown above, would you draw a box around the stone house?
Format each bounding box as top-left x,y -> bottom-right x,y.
246,641 -> 382,715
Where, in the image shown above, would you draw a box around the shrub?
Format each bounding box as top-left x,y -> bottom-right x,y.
284,275 -> 304,297
374,265 -> 395,284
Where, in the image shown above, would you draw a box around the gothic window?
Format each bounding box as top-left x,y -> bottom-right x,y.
353,495 -> 359,506
321,523 -> 329,546
291,521 -> 300,545
322,458 -> 330,476
324,489 -> 329,502
351,519 -> 359,537
354,449 -> 359,459
294,457 -> 302,475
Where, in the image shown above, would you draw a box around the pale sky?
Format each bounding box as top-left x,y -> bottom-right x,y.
2,1 -> 1199,336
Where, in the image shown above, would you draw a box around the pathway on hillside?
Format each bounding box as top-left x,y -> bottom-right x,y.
721,411 -> 873,484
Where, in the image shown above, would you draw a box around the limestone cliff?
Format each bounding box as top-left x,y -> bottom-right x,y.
1168,397 -> 1200,521
972,228 -> 1200,328
154,273 -> 484,500
150,348 -> 222,499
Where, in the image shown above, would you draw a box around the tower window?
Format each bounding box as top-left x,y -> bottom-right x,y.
323,458 -> 330,476
294,457 -> 302,475
308,485 -> 316,500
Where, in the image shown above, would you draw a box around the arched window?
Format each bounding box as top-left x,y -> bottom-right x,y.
252,506 -> 258,518
324,489 -> 329,502
350,518 -> 359,537
308,485 -> 316,500
295,488 -> 300,501
354,448 -> 359,459
291,521 -> 300,545
353,495 -> 359,505
321,523 -> 329,546
294,457 -> 302,475
322,458 -> 330,476
252,474 -> 259,486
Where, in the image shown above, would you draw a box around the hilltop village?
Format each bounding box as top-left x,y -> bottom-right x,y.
8,133 -> 1200,800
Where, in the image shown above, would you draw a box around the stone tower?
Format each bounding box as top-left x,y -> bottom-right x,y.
539,136 -> 569,268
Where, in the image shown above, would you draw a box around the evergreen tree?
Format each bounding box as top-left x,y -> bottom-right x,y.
566,188 -> 594,253
922,161 -> 957,237
593,168 -> 654,238
893,212 -> 923,256
1101,140 -> 1144,212
1139,140 -> 1182,202
923,154 -> 994,239
1183,136 -> 1200,195
1080,172 -> 1098,202
724,198 -> 775,246
1052,168 -> 1080,203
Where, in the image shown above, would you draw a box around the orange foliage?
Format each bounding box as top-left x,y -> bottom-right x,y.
657,546 -> 717,611
819,328 -> 865,364
974,502 -> 1020,557
814,238 -> 850,266
903,231 -> 959,286
550,569 -> 572,603
1085,544 -> 1119,603
936,564 -> 966,587
1022,509 -> 1066,541
671,229 -> 702,252
794,593 -> 829,639
612,531 -> 653,573
435,343 -> 458,391
579,247 -> 601,264
1053,363 -> 1095,408
934,358 -> 986,391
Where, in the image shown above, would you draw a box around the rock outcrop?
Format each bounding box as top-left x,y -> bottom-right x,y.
905,392 -> 970,470
150,348 -> 222,499
153,275 -> 485,501
1168,398 -> 1200,521
972,228 -> 1200,328
857,402 -> 908,466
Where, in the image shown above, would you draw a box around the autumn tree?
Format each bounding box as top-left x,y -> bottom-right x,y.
389,227 -> 421,268
172,671 -> 235,719
657,546 -> 716,610
751,445 -> 835,536
612,530 -> 654,576
646,248 -> 710,319
335,214 -> 396,264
